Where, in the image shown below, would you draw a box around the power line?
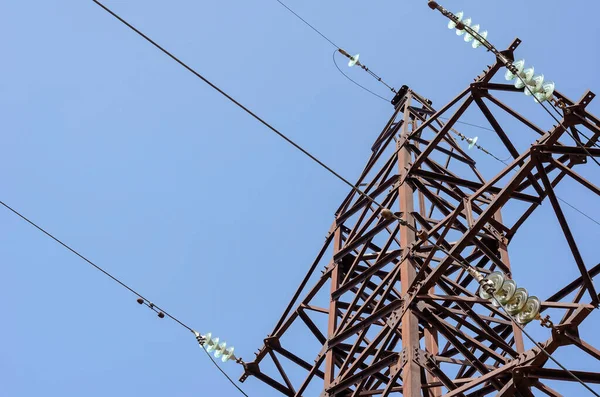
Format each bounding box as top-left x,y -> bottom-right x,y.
0,200 -> 188,326
0,198 -> 251,396
488,155 -> 600,228
558,197 -> 600,227
200,347 -> 250,397
91,0 -> 375,217
91,2 -> 599,394
441,117 -> 496,133
332,50 -> 389,102
274,0 -> 397,95
274,0 -> 340,48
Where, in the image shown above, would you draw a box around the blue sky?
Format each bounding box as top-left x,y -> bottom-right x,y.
1,1 -> 599,396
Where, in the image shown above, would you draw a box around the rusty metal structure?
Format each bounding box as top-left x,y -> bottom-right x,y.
240,38 -> 600,396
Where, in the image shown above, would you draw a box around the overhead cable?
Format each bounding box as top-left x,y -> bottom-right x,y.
274,0 -> 397,95
0,200 -> 249,396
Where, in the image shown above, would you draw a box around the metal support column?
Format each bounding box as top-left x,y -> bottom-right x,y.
398,95 -> 423,397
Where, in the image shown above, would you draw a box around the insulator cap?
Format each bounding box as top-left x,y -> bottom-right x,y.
427,1 -> 439,10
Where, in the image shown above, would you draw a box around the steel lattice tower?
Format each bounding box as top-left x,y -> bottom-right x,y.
240,39 -> 600,396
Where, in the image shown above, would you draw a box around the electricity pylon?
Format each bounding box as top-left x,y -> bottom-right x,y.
240,38 -> 600,396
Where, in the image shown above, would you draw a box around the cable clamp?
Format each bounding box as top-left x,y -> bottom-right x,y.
337,48 -> 351,58
193,330 -> 206,346
136,298 -> 165,318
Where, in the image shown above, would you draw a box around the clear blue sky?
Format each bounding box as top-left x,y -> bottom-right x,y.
1,1 -> 599,396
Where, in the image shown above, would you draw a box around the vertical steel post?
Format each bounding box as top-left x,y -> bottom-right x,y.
416,116 -> 442,397
324,227 -> 343,389
398,95 -> 423,397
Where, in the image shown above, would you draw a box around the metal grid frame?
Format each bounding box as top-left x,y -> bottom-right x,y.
241,39 -> 600,396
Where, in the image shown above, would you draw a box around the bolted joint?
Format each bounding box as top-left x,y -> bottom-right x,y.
264,336 -> 281,349
505,63 -> 519,75
241,361 -> 260,381
193,330 -> 206,346
552,97 -> 567,109
389,363 -> 402,377
539,315 -> 555,329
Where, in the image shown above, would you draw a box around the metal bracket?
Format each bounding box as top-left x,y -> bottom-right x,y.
264,336 -> 281,349
390,349 -> 408,376
240,361 -> 260,382
499,38 -> 521,61
413,348 -> 437,369
385,307 -> 404,329
578,90 -> 596,109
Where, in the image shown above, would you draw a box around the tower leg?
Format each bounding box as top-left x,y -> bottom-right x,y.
324,228 -> 342,389
398,95 -> 423,397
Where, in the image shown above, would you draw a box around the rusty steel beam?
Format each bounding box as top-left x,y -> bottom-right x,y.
528,368 -> 600,384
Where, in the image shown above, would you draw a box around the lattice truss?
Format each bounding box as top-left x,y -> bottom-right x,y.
241,40 -> 600,396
